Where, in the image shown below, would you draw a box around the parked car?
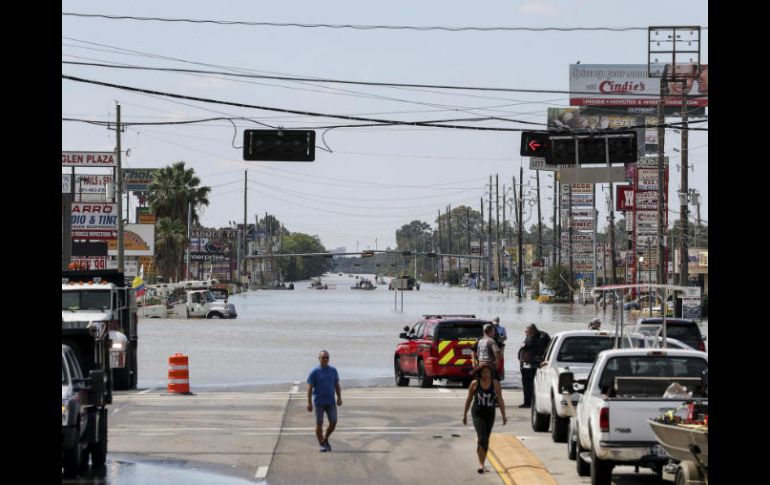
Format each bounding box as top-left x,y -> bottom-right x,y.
394,315 -> 503,387
635,318 -> 706,352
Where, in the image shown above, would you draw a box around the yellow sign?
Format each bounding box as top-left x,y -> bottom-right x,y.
138,213 -> 156,224
108,230 -> 151,252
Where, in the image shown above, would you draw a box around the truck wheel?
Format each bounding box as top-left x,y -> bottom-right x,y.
394,358 -> 409,387
62,425 -> 81,478
112,367 -> 130,391
576,433 -> 590,476
208,312 -> 222,319
531,395 -> 549,432
590,442 -> 613,485
90,410 -> 108,466
676,461 -> 702,485
418,360 -> 433,388
567,419 -> 578,460
551,401 -> 569,442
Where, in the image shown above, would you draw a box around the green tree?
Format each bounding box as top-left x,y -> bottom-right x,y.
148,162 -> 211,281
280,233 -> 328,281
396,220 -> 432,251
544,264 -> 574,300
155,217 -> 188,281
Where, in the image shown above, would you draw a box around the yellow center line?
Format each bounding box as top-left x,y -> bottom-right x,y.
487,451 -> 513,485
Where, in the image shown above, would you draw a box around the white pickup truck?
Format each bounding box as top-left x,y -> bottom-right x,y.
173,290 -> 237,319
565,348 -> 708,485
532,330 -> 618,442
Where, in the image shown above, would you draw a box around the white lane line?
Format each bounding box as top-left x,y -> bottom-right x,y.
255,466 -> 269,479
290,382 -> 299,394
438,388 -> 451,393
137,387 -> 156,395
110,408 -> 121,415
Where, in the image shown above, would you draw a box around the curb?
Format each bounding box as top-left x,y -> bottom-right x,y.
488,433 -> 558,485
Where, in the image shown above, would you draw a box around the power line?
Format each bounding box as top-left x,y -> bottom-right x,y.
62,13 -> 693,32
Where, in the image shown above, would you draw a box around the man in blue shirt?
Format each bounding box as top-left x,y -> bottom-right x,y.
307,350 -> 342,452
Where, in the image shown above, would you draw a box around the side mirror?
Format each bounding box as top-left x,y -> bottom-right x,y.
702,335 -> 707,342
558,372 -> 574,393
399,333 -> 409,339
573,378 -> 588,394
89,370 -> 105,394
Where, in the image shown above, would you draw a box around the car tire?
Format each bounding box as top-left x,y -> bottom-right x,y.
531,395 -> 549,432
418,360 -> 433,388
208,312 -> 222,319
62,425 -> 81,478
567,419 -> 578,460
461,379 -> 472,388
112,366 -> 130,390
551,401 -> 569,443
576,432 -> 590,477
590,441 -> 613,485
394,358 -> 409,387
90,410 -> 108,466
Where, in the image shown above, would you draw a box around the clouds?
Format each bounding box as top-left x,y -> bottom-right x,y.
519,2 -> 559,16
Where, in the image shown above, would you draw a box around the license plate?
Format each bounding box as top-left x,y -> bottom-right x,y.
650,444 -> 668,458
462,348 -> 472,356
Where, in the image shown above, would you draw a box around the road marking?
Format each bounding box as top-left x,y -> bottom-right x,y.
137,387 -> 156,395
110,408 -> 121,415
255,466 -> 269,479
487,451 -> 513,485
438,388 -> 451,393
290,382 -> 299,394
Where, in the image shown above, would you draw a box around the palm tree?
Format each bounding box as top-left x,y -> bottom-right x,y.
148,161 -> 211,225
155,217 -> 188,281
148,162 -> 211,281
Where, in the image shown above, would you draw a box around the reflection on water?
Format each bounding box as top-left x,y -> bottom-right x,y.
138,274 -> 707,389
65,458 -> 258,485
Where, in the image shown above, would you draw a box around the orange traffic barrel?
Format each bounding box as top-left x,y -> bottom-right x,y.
168,353 -> 192,394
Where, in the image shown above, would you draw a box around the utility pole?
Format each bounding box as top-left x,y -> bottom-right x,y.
556,178 -> 562,267
437,209 -> 443,283
606,138 -> 617,286
657,76 -> 666,285
679,79 -> 690,287
487,176 -> 493,290
553,173 -> 558,269
466,206 -> 471,270
536,171 -> 543,268
480,198 -> 485,288
495,175 -> 501,293
115,103 -> 125,275
447,205 -> 453,271
502,185 -> 506,293
568,184 -> 574,302
518,166 -> 524,301
186,202 -> 192,280
243,170 -> 247,286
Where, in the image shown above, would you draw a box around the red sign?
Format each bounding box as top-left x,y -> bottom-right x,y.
616,185 -> 634,211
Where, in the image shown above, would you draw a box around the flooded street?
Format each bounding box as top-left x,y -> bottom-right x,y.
137,274 -> 707,389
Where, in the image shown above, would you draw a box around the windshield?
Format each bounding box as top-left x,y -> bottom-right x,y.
62,290 -> 111,311
436,322 -> 484,340
598,356 -> 707,397
556,336 -> 614,363
62,356 -> 68,385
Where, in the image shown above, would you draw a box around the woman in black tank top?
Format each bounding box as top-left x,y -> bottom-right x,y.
463,364 -> 507,473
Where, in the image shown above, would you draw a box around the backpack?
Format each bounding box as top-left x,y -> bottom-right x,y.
536,331 -> 551,357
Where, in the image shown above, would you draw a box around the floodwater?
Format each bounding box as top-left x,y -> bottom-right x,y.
137,273 -> 707,390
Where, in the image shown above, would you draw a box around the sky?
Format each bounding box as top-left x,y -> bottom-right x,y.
61,1 -> 707,251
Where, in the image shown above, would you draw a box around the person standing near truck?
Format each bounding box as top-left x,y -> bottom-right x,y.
517,324 -> 550,408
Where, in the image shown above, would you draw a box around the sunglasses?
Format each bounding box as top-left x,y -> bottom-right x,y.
319,356 -> 329,360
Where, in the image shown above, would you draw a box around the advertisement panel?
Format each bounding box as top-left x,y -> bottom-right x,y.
191,229 -> 238,239
569,183 -> 593,194
682,297 -> 702,320
62,174 -> 113,201
122,168 -> 159,191
569,64 -> 708,107
71,203 -> 118,240
570,208 -> 595,219
617,185 -> 634,211
637,156 -> 669,168
637,169 -> 659,190
561,194 -> 594,206
70,256 -> 117,270
561,233 -> 593,242
635,211 -> 658,235
635,191 -> 658,210
570,219 -> 595,231
62,151 -> 117,167
107,224 -> 156,256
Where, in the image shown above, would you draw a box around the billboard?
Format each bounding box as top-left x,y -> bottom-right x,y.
71,203 -> 118,240
569,64 -> 708,108
107,224 -> 155,256
62,151 -> 116,167
616,185 -> 634,211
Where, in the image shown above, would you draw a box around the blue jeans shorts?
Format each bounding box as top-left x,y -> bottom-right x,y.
314,402 -> 337,426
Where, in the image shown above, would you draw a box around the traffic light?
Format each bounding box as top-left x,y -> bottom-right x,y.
548,131 -> 637,165
243,130 -> 316,161
520,132 -> 549,157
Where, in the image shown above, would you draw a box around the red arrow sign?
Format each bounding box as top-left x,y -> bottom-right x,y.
528,140 -> 542,151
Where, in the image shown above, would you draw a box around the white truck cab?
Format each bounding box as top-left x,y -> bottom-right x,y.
174,289 -> 237,319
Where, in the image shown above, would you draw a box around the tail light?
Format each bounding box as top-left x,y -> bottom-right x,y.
698,341 -> 706,352
430,341 -> 439,358
599,407 -> 610,432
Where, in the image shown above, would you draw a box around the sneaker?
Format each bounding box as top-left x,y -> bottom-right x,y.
319,443 -> 328,452
323,440 -> 332,451
518,403 -> 531,408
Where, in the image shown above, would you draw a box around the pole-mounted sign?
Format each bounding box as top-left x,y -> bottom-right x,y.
520,130 -> 637,166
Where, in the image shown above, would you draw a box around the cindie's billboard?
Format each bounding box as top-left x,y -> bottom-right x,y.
570,64 -> 708,108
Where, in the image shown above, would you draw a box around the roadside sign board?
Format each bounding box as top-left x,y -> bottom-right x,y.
62,151 -> 116,167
